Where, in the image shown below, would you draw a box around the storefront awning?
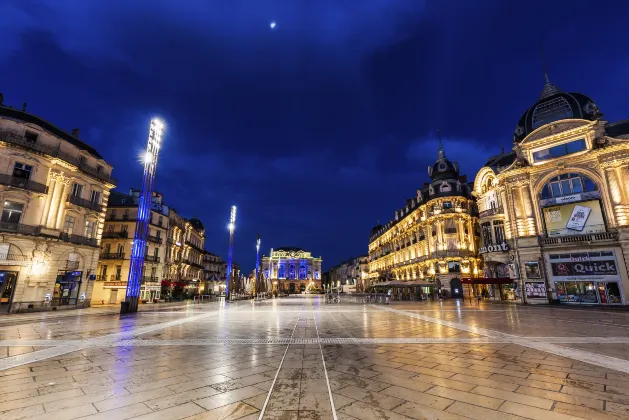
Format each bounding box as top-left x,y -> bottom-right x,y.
461,277 -> 514,285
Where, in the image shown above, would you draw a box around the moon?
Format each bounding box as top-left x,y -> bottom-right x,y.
270,21 -> 277,29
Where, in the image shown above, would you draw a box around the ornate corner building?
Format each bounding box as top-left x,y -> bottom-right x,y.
473,77 -> 629,305
368,146 -> 481,297
0,95 -> 116,313
261,247 -> 322,294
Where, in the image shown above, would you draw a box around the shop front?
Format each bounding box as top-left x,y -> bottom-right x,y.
53,270 -> 83,306
141,282 -> 161,302
0,271 -> 18,312
461,277 -> 517,301
548,250 -> 624,305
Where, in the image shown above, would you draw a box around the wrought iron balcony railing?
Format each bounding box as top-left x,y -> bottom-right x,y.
144,255 -> 160,263
479,207 -> 504,218
147,235 -> 163,244
99,252 -> 126,259
0,174 -> 48,194
67,194 -> 103,212
0,221 -> 42,235
102,230 -> 129,239
59,232 -> 98,247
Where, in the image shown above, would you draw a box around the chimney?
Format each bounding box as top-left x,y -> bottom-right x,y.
22,102 -> 27,112
0,93 -> 3,105
71,128 -> 80,137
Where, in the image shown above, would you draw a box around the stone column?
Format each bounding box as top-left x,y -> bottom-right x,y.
55,181 -> 68,230
467,218 -> 475,252
46,176 -> 64,228
41,177 -> 56,226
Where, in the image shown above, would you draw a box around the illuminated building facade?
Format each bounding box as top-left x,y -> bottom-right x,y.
163,212 -> 205,298
202,251 -> 225,294
328,255 -> 368,293
261,247 -> 322,294
474,77 -> 629,305
0,95 -> 115,312
368,145 -> 481,298
93,190 -> 168,305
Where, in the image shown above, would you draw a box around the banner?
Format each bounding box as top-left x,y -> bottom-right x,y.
543,200 -> 605,237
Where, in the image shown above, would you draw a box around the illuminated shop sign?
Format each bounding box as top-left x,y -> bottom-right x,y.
549,251 -> 620,281
479,242 -> 509,254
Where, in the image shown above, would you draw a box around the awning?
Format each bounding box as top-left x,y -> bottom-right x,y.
461,277 -> 514,285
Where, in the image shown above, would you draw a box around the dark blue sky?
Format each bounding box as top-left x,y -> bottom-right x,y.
2,0 -> 627,271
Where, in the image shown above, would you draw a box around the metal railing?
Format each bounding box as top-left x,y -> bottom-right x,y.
142,276 -> 159,283
59,232 -> 98,247
0,130 -> 117,184
479,207 -> 504,218
540,231 -> 618,245
102,231 -> 128,239
0,221 -> 42,235
99,252 -> 125,259
0,174 -> 48,194
185,240 -> 204,253
147,235 -> 163,244
145,255 -> 160,263
67,194 -> 103,212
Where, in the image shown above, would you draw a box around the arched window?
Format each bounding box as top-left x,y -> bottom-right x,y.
540,173 -> 597,199
440,182 -> 452,192
288,264 -> 296,279
299,264 -> 306,279
278,264 -> 286,278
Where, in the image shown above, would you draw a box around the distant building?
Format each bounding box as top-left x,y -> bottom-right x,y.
163,213 -> 205,299
328,255 -> 368,293
0,95 -> 116,313
93,190 -> 168,304
261,247 -> 322,294
368,144 -> 481,298
473,77 -> 629,304
202,251 -> 224,294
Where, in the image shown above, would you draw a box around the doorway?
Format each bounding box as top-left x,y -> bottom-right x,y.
0,271 -> 18,312
109,289 -> 118,304
289,283 -> 295,294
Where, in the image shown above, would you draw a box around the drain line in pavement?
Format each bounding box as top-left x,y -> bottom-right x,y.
258,306 -> 304,420
313,309 -> 338,420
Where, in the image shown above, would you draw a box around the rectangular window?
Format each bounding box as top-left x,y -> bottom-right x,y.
84,220 -> 95,239
1,201 -> 24,223
481,222 -> 493,246
90,191 -> 101,204
493,221 -> 505,244
571,177 -> 583,193
13,162 -> 33,180
117,244 -> 124,255
115,265 -> 121,280
532,139 -> 586,162
64,215 -> 76,234
101,265 -> 108,278
71,183 -> 83,198
442,201 -> 453,209
79,156 -> 87,166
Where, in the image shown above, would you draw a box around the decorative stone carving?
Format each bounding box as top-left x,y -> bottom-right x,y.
523,120 -> 591,143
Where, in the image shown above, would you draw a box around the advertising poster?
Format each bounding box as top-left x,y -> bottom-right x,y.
543,200 -> 605,237
525,282 -> 546,298
524,261 -> 541,279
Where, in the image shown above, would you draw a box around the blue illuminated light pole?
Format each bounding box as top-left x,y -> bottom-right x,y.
255,234 -> 261,296
225,205 -> 236,300
121,118 -> 164,314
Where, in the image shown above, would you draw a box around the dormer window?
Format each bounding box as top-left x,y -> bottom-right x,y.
24,131 -> 38,143
532,139 -> 586,163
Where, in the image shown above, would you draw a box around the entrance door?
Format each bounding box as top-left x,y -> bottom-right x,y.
0,272 -> 17,312
299,283 -> 306,293
450,278 -> 463,298
109,289 -> 118,304
289,283 -> 295,294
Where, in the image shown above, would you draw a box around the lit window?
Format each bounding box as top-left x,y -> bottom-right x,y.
532,139 -> 586,162
64,215 -> 76,234
1,201 -> 24,224
71,183 -> 83,198
84,220 -> 95,239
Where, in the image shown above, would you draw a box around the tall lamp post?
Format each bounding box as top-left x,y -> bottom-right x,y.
255,234 -> 261,292
225,205 -> 237,300
121,118 -> 164,314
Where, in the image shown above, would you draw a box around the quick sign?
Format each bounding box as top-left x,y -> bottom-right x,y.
551,260 -> 617,277
479,242 -> 509,254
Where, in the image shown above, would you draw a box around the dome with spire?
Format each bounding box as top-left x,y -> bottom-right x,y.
428,141 -> 459,182
513,75 -> 602,143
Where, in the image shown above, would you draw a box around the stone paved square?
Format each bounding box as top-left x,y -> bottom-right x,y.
3,297 -> 629,419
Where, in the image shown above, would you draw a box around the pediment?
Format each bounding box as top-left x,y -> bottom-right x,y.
521,119 -> 593,144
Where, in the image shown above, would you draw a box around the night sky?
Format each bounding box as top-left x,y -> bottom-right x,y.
2,1 -> 627,272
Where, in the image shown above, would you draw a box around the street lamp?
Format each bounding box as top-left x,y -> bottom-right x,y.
122,118 -> 164,314
225,205 -> 236,300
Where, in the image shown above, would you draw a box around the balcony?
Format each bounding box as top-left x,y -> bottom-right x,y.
147,235 -> 163,244
59,232 -> 98,247
106,214 -> 134,221
0,253 -> 29,261
0,221 -> 42,236
102,231 -> 128,239
142,276 -> 159,283
145,255 -> 160,263
0,174 -> 48,194
96,275 -> 122,281
185,240 -> 204,253
67,194 -> 103,212
184,259 -> 204,269
99,252 -> 125,260
540,231 -> 618,246
0,130 -> 117,185
479,207 -> 504,218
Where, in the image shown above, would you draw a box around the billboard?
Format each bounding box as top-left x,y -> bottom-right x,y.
543,200 -> 605,237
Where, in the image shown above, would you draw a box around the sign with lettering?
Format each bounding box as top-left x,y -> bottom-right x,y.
103,281 -> 127,289
551,260 -> 617,277
479,242 -> 509,254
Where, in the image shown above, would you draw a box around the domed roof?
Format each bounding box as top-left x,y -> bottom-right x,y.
428,142 -> 459,181
188,217 -> 204,231
513,76 -> 602,143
